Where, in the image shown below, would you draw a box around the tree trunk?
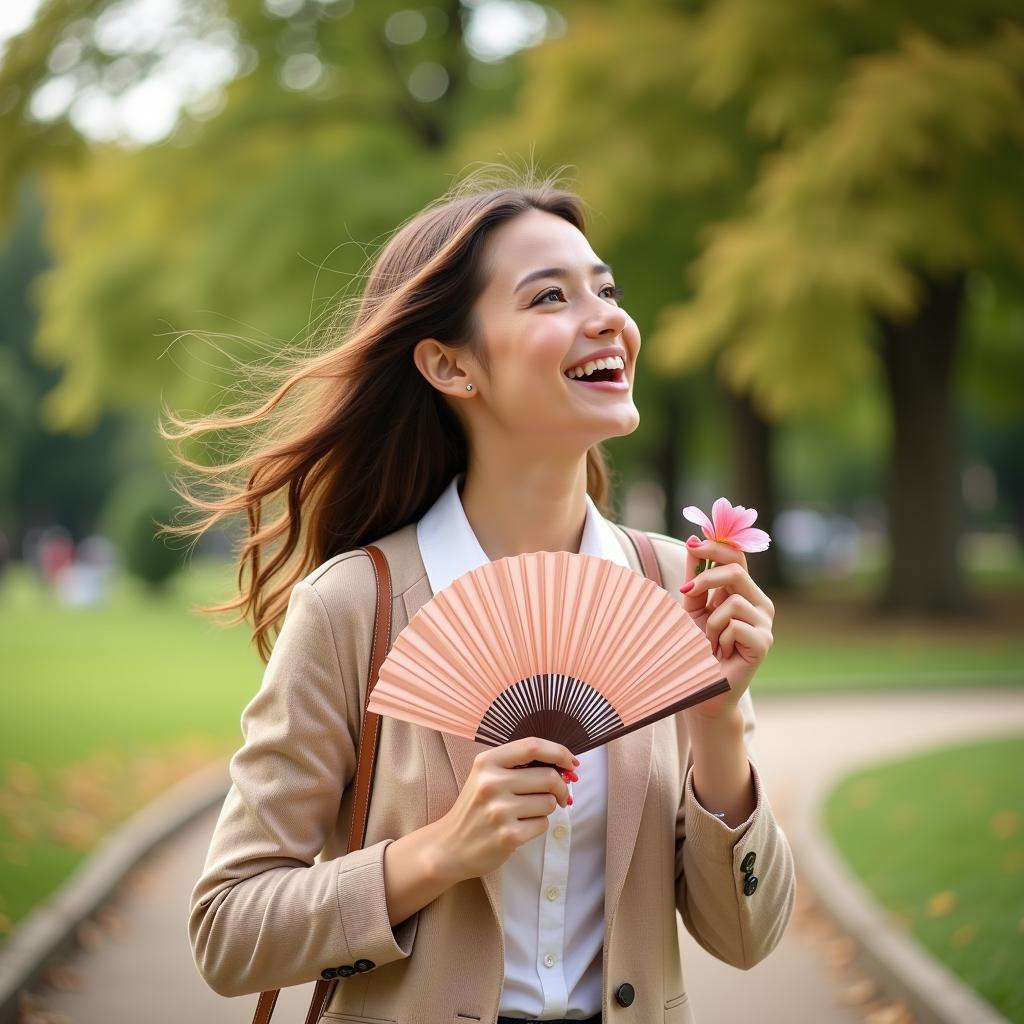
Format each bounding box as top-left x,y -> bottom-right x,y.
877,272 -> 974,614
722,387 -> 788,592
656,385 -> 685,539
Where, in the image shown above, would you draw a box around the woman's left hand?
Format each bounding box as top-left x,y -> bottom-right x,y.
678,536 -> 775,719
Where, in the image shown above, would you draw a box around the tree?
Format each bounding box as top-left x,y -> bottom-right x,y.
0,0 -> 513,434
649,5 -> 1024,614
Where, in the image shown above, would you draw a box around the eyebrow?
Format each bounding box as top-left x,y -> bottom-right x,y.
513,262 -> 614,293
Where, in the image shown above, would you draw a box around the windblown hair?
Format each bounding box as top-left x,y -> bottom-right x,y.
160,169 -> 615,662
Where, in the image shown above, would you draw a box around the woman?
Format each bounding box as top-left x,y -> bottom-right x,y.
173,173 -> 795,1024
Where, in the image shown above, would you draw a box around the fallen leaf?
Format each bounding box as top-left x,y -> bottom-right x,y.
43,963 -> 85,992
75,920 -> 104,952
863,1000 -> 914,1024
850,779 -> 879,809
925,891 -> 957,918
47,809 -> 100,851
992,810 -> 1021,840
950,923 -> 977,948
838,976 -> 878,1006
823,936 -> 857,968
94,905 -> 127,937
5,761 -> 40,796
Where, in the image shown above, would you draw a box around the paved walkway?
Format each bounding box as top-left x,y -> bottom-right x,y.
27,690 -> 1024,1024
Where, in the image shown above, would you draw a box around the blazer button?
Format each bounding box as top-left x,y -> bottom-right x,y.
743,874 -> 759,896
615,982 -> 636,1007
320,967 -> 338,980
740,851 -> 756,875
353,959 -> 375,972
338,964 -> 356,977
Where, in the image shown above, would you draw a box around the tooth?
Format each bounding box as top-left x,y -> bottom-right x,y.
594,358 -> 607,370
583,361 -> 598,375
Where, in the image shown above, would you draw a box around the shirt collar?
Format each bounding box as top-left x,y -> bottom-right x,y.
416,471 -> 629,596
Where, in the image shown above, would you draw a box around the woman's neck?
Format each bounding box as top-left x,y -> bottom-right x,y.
459,455 -> 589,561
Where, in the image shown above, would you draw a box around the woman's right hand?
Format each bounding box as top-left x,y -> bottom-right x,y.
433,737 -> 579,884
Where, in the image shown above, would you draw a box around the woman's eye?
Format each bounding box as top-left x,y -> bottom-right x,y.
531,284 -> 623,306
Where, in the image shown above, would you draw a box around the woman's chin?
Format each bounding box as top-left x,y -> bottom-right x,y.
580,404 -> 641,443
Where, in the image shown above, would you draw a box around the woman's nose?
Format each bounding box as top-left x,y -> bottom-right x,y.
584,302 -> 627,338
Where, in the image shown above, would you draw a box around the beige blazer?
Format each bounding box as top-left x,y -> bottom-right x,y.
189,522 -> 796,1024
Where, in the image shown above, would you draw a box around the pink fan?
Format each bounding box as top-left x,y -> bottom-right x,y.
368,550 -> 729,759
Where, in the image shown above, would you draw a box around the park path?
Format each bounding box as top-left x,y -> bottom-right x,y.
29,689 -> 1024,1024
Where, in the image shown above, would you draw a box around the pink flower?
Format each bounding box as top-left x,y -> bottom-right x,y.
682,497 -> 771,552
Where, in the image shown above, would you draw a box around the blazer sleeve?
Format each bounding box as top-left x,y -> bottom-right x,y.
674,689 -> 796,970
188,573 -> 418,998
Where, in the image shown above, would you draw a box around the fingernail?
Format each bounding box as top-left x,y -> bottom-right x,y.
567,771 -> 579,782
680,580 -> 695,594
572,756 -> 580,766
686,536 -> 702,548
567,794 -> 574,806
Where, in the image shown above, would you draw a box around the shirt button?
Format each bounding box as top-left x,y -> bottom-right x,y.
543,953 -> 556,968
546,885 -> 560,901
553,825 -> 567,840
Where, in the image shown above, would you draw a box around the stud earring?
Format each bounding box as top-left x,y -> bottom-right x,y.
465,384 -> 473,392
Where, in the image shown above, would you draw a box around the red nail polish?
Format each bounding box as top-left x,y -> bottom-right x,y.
567,795 -> 574,806
572,756 -> 580,767
680,580 -> 695,594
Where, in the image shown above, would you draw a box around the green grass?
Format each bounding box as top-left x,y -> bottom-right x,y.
0,560 -> 260,765
753,558 -> 1023,692
825,735 -> 1024,1023
0,558 -> 261,935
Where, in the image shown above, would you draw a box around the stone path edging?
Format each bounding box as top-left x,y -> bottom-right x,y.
0,760 -> 230,1024
790,730 -> 1017,1024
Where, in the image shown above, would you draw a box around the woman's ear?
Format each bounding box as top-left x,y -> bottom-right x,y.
413,338 -> 476,397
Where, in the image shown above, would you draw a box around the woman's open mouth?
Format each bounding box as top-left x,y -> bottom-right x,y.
564,355 -> 629,391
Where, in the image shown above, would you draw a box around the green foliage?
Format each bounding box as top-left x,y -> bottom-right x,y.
826,734 -> 1024,1022
99,474 -> 184,588
648,8 -> 1024,419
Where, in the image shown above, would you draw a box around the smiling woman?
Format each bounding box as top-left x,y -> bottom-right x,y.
162,166 -> 795,1024
160,172 -> 637,659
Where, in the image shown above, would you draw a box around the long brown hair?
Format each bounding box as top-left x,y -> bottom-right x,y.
160,170 -> 616,662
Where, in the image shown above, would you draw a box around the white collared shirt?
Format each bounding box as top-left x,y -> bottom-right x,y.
416,472 -> 626,1019
415,472 -> 757,1019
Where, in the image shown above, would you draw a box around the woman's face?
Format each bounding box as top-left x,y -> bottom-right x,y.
462,208 -> 641,449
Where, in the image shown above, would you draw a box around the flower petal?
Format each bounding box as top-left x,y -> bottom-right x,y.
733,506 -> 759,532
711,496 -> 740,537
730,527 -> 772,552
682,505 -> 713,535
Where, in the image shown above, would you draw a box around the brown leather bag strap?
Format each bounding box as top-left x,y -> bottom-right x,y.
253,544 -> 393,1024
620,525 -> 664,588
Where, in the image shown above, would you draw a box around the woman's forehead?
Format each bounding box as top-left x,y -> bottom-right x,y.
484,209 -> 600,285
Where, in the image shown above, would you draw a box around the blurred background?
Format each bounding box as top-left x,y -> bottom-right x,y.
0,1 -> 1021,1021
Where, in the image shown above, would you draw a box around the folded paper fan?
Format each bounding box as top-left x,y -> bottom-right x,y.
367,550 -> 730,757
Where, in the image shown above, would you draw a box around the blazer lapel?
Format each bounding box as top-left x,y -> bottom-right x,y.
603,727 -> 654,929
393,520 -> 657,939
